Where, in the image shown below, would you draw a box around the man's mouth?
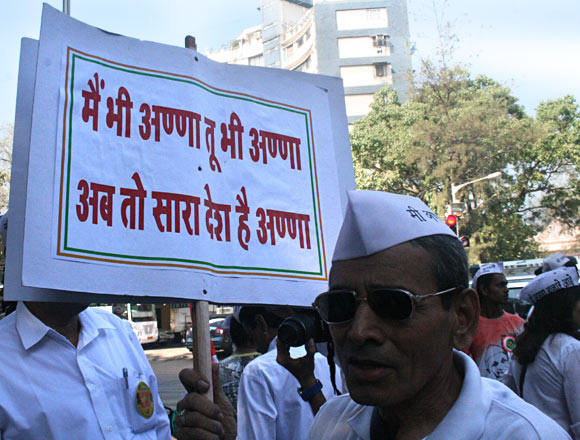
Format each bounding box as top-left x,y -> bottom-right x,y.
347,356 -> 395,380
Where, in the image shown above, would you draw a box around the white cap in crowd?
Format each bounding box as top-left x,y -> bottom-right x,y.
520,266 -> 579,304
332,190 -> 458,262
541,252 -> 570,273
471,262 -> 504,291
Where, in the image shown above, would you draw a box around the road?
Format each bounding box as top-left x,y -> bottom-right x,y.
144,344 -> 194,410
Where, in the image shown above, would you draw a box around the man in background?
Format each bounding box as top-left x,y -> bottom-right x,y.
235,305 -> 340,440
218,314 -> 259,420
469,263 -> 525,379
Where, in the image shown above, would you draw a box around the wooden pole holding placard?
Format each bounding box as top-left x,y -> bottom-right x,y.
185,34 -> 212,400
192,301 -> 213,400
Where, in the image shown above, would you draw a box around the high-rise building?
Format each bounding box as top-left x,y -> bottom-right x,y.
207,0 -> 412,123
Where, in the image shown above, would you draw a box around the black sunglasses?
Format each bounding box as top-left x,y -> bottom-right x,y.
313,286 -> 458,324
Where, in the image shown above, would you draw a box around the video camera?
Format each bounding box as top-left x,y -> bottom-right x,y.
277,309 -> 331,347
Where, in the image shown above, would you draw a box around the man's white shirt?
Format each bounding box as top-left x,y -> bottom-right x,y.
0,303 -> 170,439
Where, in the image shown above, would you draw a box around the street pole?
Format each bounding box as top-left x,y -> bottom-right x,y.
451,171 -> 502,203
63,0 -> 70,16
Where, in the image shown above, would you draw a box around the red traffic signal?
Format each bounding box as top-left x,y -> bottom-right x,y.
445,215 -> 458,235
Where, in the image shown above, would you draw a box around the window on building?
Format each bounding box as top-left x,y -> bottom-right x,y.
345,94 -> 375,117
263,22 -> 277,32
366,8 -> 382,22
294,55 -> 312,72
373,34 -> 390,48
336,8 -> 388,30
248,54 -> 264,66
374,63 -> 391,78
338,36 -> 390,58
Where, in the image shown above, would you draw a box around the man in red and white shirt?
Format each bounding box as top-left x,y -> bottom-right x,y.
469,263 -> 524,380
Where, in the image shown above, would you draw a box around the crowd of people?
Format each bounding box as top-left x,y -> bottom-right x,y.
1,190 -> 579,439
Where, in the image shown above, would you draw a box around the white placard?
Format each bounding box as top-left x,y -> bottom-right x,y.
17,5 -> 354,305
5,38 -> 188,304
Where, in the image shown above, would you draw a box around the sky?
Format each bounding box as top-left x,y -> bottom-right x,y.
1,0 -> 579,126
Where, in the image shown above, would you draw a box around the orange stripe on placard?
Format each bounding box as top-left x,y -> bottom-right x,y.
307,109 -> 328,278
57,46 -> 73,253
55,250 -> 328,281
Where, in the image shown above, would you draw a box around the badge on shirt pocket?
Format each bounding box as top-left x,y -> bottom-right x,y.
136,381 -> 154,419
120,370 -> 158,434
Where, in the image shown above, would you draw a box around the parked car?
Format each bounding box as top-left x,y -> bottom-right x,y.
185,315 -> 233,357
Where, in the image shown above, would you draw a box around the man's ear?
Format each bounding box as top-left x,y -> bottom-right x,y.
451,288 -> 480,351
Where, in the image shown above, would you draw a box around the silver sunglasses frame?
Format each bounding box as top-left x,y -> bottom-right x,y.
313,286 -> 458,324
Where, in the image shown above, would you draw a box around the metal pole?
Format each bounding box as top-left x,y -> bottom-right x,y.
451,171 -> 502,203
63,0 -> 70,16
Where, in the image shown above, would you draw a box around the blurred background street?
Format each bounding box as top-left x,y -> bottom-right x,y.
145,344 -> 193,410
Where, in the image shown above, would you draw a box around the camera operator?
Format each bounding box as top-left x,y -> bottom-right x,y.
235,305 -> 341,440
276,310 -> 343,416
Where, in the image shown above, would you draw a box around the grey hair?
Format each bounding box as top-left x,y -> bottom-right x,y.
408,234 -> 469,309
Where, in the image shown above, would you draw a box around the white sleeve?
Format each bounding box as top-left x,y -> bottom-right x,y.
236,368 -> 276,440
563,346 -> 580,439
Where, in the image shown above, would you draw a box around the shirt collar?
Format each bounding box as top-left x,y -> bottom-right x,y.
16,302 -> 52,350
348,404 -> 374,440
426,350 -> 490,440
15,302 -> 117,351
77,307 -> 117,350
267,336 -> 278,353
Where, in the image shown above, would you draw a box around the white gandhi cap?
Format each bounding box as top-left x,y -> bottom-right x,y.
542,252 -> 570,273
332,190 -> 458,262
471,262 -> 504,291
520,266 -> 579,304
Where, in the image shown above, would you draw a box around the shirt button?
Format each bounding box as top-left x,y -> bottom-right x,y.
107,425 -> 113,432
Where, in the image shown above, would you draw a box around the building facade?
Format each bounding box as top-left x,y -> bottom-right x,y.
206,0 -> 412,123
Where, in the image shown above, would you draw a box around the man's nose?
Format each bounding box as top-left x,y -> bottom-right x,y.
348,299 -> 386,345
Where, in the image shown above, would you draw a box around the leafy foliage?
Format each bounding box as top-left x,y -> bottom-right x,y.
0,124 -> 12,214
351,63 -> 580,263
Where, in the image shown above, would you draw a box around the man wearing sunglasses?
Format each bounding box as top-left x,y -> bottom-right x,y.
306,190 -> 568,439
172,190 -> 568,440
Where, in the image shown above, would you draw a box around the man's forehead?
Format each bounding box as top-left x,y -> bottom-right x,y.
329,243 -> 435,289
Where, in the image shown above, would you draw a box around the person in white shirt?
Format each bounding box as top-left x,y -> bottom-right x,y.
503,267 -> 580,439
235,305 -> 341,440
0,301 -> 171,440
306,190 -> 568,440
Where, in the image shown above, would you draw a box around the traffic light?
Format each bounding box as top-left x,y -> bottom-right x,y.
445,214 -> 458,235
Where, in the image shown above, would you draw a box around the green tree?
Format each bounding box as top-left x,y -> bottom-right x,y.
351,63 -> 580,263
0,124 -> 12,214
